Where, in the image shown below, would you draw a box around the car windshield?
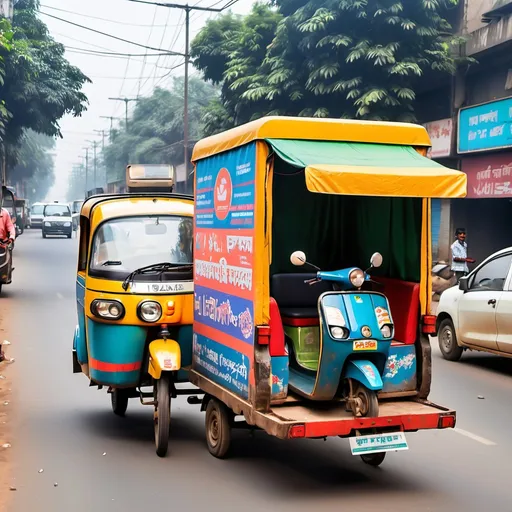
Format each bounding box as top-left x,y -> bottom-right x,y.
90,216 -> 193,274
44,205 -> 71,217
32,205 -> 45,215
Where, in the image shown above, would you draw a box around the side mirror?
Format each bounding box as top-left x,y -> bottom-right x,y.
370,252 -> 383,268
290,250 -> 306,266
459,277 -> 469,292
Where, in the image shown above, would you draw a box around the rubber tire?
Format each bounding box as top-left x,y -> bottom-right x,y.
361,452 -> 386,467
67,233 -> 72,239
354,382 -> 379,418
205,399 -> 232,459
154,374 -> 171,458
42,232 -> 46,239
438,318 -> 463,361
111,389 -> 129,417
0,284 -> 3,296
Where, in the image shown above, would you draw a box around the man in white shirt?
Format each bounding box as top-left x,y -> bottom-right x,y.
451,228 -> 475,283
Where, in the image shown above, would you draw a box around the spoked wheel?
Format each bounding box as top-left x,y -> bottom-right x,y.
154,374 -> 171,458
205,398 -> 232,459
111,389 -> 129,417
360,452 -> 386,467
352,381 -> 379,418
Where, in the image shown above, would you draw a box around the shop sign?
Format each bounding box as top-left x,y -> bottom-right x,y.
458,97 -> 512,154
462,152 -> 512,198
423,119 -> 453,158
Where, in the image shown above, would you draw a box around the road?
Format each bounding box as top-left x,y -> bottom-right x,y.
3,230 -> 512,512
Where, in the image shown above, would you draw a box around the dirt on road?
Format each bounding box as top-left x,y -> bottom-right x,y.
0,348 -> 13,511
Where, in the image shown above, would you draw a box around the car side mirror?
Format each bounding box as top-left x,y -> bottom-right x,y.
459,277 -> 469,292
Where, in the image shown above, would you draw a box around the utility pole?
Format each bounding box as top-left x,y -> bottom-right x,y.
87,141 -> 99,191
94,130 -> 107,151
108,98 -> 138,131
126,0 -> 235,192
100,116 -> 121,141
82,148 -> 89,197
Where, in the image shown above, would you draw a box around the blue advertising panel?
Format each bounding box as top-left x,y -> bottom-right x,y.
458,97 -> 512,153
193,143 -> 257,398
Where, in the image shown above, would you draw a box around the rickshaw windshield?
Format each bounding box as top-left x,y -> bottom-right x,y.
89,215 -> 193,276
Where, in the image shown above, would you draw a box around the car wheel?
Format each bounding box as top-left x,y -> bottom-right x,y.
42,231 -> 47,239
438,318 -> 463,361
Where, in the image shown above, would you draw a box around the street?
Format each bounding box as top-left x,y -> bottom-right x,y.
3,230 -> 512,512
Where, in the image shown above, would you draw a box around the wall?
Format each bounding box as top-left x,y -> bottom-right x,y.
466,0 -> 495,33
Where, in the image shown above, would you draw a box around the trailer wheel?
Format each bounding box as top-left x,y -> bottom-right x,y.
360,452 -> 386,467
205,398 -> 232,459
111,389 -> 129,417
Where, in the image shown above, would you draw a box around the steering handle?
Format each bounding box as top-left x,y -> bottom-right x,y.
304,278 -> 320,285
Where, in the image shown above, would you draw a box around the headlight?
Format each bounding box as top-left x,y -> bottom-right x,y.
138,301 -> 162,323
330,326 -> 349,339
44,221 -> 51,227
64,222 -> 71,227
91,299 -> 125,320
349,268 -> 365,288
381,325 -> 392,338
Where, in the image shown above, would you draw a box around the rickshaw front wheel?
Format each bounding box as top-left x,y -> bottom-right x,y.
205,398 -> 232,459
360,452 -> 386,467
352,382 -> 379,418
154,374 -> 171,458
111,389 -> 129,417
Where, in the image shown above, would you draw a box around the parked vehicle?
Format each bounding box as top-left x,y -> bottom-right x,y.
187,116 -> 466,466
30,202 -> 47,229
42,202 -> 73,238
436,247 -> 512,361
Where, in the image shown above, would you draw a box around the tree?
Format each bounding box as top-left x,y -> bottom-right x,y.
0,0 -> 89,173
103,77 -> 218,184
192,0 -> 462,129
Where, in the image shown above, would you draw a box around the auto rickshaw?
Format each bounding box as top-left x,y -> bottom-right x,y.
189,116 -> 466,467
72,164 -> 198,457
0,186 -> 15,294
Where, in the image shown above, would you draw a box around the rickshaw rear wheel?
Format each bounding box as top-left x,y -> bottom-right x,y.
360,452 -> 386,467
205,398 -> 232,459
111,389 -> 129,417
353,382 -> 379,418
154,374 -> 171,458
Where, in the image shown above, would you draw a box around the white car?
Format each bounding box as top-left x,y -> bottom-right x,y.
42,203 -> 73,239
436,247 -> 512,361
30,202 -> 48,229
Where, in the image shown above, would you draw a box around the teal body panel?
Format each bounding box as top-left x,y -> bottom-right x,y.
344,360 -> 383,391
288,292 -> 392,400
87,319 -> 147,387
74,275 -> 88,365
382,344 -> 417,393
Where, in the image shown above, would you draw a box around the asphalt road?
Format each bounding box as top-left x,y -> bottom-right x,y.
3,230 -> 512,512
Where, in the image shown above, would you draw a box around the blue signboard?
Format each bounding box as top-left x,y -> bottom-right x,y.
458,97 -> 512,153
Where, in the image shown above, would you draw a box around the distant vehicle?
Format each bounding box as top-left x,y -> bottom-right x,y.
42,202 -> 73,239
70,199 -> 84,231
30,202 -> 48,229
436,247 -> 512,361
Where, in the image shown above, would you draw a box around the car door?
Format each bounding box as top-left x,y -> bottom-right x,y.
496,256 -> 512,354
458,253 -> 512,350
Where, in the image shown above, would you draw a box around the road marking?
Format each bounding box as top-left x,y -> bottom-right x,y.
452,427 -> 497,446
56,293 -> 64,300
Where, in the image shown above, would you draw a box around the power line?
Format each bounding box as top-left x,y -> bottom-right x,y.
39,11 -> 186,57
64,47 -> 178,58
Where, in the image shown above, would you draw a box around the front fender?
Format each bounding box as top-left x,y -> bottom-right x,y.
148,339 -> 181,380
345,360 -> 383,391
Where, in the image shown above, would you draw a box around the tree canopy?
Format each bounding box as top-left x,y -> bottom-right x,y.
192,0 -> 462,135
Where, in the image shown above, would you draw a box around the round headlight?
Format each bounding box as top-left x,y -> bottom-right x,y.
91,300 -> 124,320
381,325 -> 392,338
330,326 -> 346,339
349,268 -> 365,288
44,221 -> 51,227
138,301 -> 162,323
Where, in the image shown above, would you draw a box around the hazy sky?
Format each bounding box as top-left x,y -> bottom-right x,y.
39,0 -> 254,200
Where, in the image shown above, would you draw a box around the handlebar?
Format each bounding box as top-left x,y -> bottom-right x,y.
304,278 -> 320,285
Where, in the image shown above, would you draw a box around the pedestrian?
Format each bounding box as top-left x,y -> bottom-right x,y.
0,207 -> 15,245
451,228 -> 475,283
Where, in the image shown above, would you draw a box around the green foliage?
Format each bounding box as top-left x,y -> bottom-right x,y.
102,77 -> 218,184
193,0 -> 461,127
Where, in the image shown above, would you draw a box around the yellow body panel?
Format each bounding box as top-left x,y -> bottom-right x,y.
192,116 -> 432,162
148,338 -> 181,379
305,164 -> 467,199
85,288 -> 194,326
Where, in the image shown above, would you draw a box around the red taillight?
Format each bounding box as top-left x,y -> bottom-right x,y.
257,326 -> 270,345
289,424 -> 306,438
438,414 -> 456,429
422,315 -> 437,334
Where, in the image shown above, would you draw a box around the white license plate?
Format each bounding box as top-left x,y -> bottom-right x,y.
349,432 -> 408,455
130,281 -> 193,294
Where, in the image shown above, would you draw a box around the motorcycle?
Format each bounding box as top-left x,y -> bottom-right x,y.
288,251 -> 394,417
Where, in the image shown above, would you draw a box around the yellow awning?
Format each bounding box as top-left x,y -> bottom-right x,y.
305,164 -> 467,198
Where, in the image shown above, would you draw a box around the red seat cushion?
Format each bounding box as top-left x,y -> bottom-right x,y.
269,297 -> 286,357
373,277 -> 420,345
281,317 -> 319,327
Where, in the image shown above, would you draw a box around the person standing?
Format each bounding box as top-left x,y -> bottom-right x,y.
451,228 -> 475,283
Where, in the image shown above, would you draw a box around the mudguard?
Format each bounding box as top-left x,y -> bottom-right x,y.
345,360 -> 383,391
148,339 -> 181,380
